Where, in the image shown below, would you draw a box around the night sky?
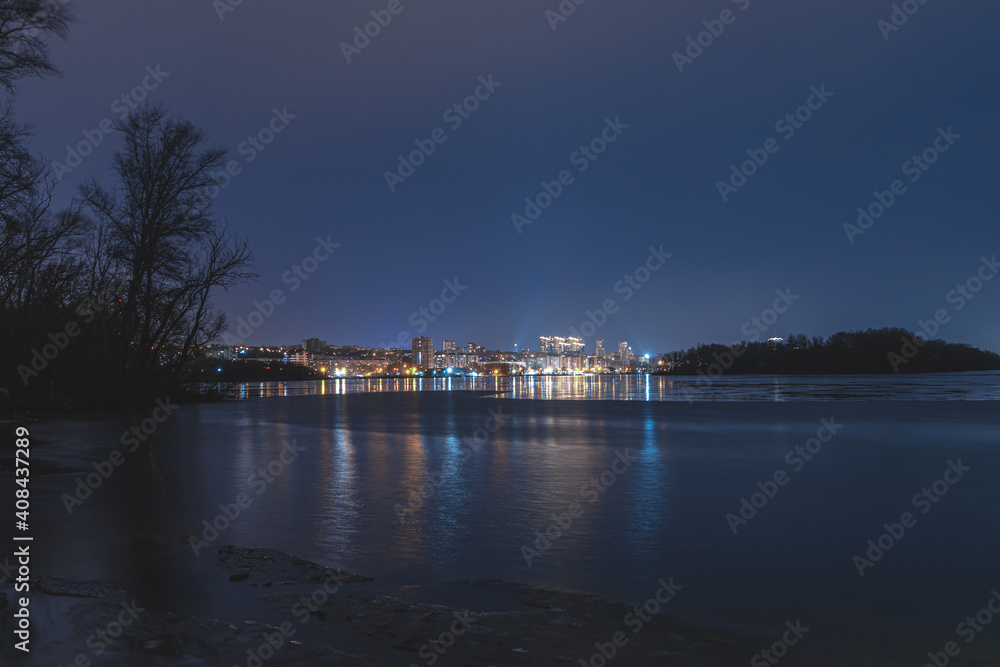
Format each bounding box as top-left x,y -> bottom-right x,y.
18,0 -> 1000,354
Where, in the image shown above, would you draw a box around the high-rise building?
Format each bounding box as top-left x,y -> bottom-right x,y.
302,338 -> 327,353
539,336 -> 585,355
596,338 -> 606,359
442,340 -> 457,367
618,341 -> 631,369
412,337 -> 434,370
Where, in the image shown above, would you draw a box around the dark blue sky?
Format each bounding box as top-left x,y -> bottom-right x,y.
18,0 -> 1000,353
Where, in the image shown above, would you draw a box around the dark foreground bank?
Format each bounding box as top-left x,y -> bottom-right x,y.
1,542 -> 839,666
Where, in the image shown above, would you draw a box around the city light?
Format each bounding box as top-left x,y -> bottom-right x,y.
204,335 -> 644,378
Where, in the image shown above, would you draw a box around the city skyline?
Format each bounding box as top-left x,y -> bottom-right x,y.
16,1 -> 999,356
211,332 -> 645,376
217,321 -> 922,357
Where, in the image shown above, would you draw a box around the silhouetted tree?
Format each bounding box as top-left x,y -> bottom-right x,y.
0,0 -> 81,402
78,107 -> 255,401
657,328 -> 1000,376
0,5 -> 258,407
0,0 -> 72,92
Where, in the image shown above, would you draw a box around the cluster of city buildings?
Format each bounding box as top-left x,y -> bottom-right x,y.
532,336 -> 637,372
205,335 -> 651,377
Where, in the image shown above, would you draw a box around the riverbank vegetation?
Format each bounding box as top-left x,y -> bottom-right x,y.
0,2 -> 255,410
657,328 -> 1000,376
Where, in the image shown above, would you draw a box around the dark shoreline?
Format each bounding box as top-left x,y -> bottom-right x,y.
2,542 -> 845,666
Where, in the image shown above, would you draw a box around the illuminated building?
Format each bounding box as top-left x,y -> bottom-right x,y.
412,336 -> 434,370
539,336 -> 585,354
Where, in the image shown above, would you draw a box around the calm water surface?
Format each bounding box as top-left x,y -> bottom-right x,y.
23,373 -> 1000,665
207,370 -> 1000,401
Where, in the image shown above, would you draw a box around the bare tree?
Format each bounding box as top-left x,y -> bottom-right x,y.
79,106 -> 255,399
0,0 -> 73,92
0,5 -> 257,405
0,2 -> 79,397
0,0 -> 77,309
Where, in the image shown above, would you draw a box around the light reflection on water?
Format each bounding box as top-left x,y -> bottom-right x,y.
27,376 -> 1000,665
201,371 -> 1000,401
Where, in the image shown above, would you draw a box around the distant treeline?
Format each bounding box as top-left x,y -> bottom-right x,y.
0,3 -> 254,409
657,328 -> 1000,376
